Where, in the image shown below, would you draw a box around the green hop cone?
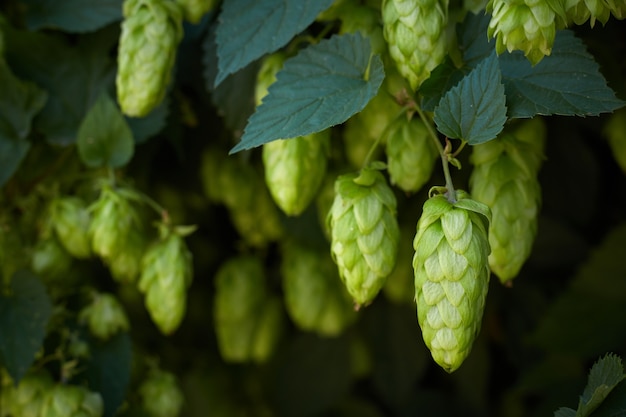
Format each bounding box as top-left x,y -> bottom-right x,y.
382,0 -> 449,91
327,164 -> 400,307
487,0 -> 567,65
138,223 -> 194,335
116,0 -> 183,117
175,0 -> 218,23
413,190 -> 491,373
2,370 -> 54,417
31,236 -> 73,282
564,0 -> 613,25
469,118 -> 546,283
281,242 -> 357,336
79,292 -> 130,340
49,196 -> 92,259
40,384 -> 104,417
139,368 -> 184,417
385,115 -> 438,193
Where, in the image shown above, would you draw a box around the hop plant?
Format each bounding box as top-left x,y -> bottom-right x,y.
382,0 -> 449,91
49,196 -> 92,259
469,118 -> 546,283
487,0 -> 567,65
385,114 -> 439,193
413,190 -> 491,372
139,368 -> 184,417
40,384 -> 104,417
281,242 -> 357,336
116,0 -> 183,117
79,292 -> 131,340
175,0 -> 218,23
138,223 -> 194,335
327,164 -> 400,307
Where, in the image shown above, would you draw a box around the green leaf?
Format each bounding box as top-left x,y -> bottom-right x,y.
575,354 -> 625,417
230,32 -> 384,153
3,24 -> 117,145
214,0 -> 334,86
433,52 -> 507,145
0,60 -> 47,187
590,377 -> 626,417
0,270 -> 53,383
419,57 -> 467,112
499,30 -> 626,118
555,408 -> 577,417
20,0 -> 123,33
77,93 -> 134,168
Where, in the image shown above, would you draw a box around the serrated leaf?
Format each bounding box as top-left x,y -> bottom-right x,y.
419,57 -> 467,112
0,270 -> 53,383
500,31 -> 625,118
0,60 -> 47,187
214,0 -> 334,86
77,93 -> 134,168
555,408 -> 577,417
230,32 -> 384,153
20,0 -> 123,33
433,52 -> 506,145
575,354 -> 625,417
590,378 -> 626,417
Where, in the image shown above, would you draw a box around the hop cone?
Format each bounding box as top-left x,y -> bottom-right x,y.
31,236 -> 73,281
487,0 -> 567,65
469,118 -> 546,283
1,370 -> 54,417
382,0 -> 449,91
139,368 -> 184,417
281,242 -> 357,336
138,224 -> 194,335
79,292 -> 130,340
50,196 -> 92,259
116,0 -> 183,117
327,165 -> 400,306
413,190 -> 491,372
564,0 -> 613,24
175,0 -> 218,23
40,384 -> 104,417
385,115 -> 438,193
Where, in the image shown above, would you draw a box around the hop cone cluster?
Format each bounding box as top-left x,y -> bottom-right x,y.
469,118 -> 546,283
139,368 -> 184,417
40,384 -> 104,417
281,242 -> 357,336
327,165 -> 400,307
385,115 -> 438,193
0,370 -> 54,417
175,0 -> 218,23
116,0 -> 183,117
79,292 -> 130,340
49,196 -> 92,259
382,0 -> 449,91
138,224 -> 194,335
487,0 -> 567,65
214,256 -> 284,363
413,190 -> 491,373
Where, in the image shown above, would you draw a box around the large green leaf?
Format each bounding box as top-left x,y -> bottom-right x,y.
576,354 -> 625,417
0,60 -> 47,187
77,93 -> 134,168
0,270 -> 53,383
19,0 -> 123,33
433,52 -> 507,145
3,24 -> 117,146
230,32 -> 384,153
214,0 -> 333,86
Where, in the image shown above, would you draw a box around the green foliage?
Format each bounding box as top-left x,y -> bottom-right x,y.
19,0 -> 123,33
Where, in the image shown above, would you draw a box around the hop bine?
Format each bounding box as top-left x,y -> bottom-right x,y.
413,190 -> 491,372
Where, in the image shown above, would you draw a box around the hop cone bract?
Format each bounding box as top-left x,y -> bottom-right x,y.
487,0 -> 567,65
116,0 -> 183,117
382,0 -> 449,91
138,224 -> 194,335
413,191 -> 491,372
469,118 -> 546,283
327,165 -> 400,306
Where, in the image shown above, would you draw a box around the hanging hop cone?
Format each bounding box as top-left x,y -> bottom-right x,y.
31,236 -> 73,282
175,0 -> 218,23
139,368 -> 184,417
413,190 -> 491,373
487,0 -> 567,65
40,384 -> 104,417
138,223 -> 194,335
469,118 -> 546,283
327,164 -> 400,307
281,241 -> 357,337
116,0 -> 183,117
385,114 -> 439,193
564,0 -> 613,25
382,0 -> 449,91
49,196 -> 92,259
79,292 -> 130,340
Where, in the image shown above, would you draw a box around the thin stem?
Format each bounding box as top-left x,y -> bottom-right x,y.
415,106 -> 456,203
